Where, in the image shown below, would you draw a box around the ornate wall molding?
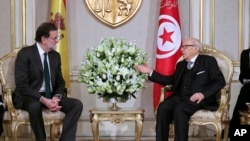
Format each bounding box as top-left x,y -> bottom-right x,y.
85,0 -> 142,28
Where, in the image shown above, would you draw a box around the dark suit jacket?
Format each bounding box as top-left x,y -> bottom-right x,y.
239,49 -> 250,84
149,54 -> 226,110
13,44 -> 65,108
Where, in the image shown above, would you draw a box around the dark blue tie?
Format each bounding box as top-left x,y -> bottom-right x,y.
187,61 -> 193,70
44,53 -> 51,98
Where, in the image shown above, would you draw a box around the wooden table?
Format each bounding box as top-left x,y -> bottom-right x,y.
240,111 -> 250,125
89,108 -> 144,141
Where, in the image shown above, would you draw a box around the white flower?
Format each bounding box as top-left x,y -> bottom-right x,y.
79,37 -> 148,100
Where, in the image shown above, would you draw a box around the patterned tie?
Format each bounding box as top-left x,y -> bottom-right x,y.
187,61 -> 193,70
44,53 -> 51,98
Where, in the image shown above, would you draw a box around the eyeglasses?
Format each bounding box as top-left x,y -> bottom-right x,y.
48,36 -> 61,41
48,34 -> 64,41
181,45 -> 195,49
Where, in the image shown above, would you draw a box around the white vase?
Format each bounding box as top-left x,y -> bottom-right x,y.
109,98 -> 116,103
103,97 -> 125,111
102,97 -> 127,103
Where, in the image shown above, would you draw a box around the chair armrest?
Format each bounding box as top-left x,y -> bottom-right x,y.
215,84 -> 230,119
5,88 -> 19,120
159,85 -> 173,103
154,85 -> 173,115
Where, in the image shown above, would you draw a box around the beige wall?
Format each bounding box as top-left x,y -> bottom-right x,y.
0,0 -> 249,138
0,0 -> 11,58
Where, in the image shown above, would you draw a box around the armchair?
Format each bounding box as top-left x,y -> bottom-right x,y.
0,49 -> 66,141
158,45 -> 233,141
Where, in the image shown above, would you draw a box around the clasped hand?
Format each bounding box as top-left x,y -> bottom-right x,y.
41,97 -> 62,112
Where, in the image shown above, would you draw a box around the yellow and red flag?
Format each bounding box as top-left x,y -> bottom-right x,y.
153,0 -> 182,110
49,0 -> 70,88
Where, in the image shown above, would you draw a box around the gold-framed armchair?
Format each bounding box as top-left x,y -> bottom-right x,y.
0,49 -> 66,141
158,45 -> 233,141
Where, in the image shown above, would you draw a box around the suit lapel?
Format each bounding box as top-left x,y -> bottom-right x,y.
176,55 -> 201,85
191,55 -> 201,74
32,44 -> 43,72
175,62 -> 186,86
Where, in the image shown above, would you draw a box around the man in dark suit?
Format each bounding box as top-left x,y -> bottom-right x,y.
229,48 -> 250,140
135,38 -> 225,141
14,22 -> 83,141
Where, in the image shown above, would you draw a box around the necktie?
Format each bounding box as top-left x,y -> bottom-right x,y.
44,53 -> 51,98
187,61 -> 193,70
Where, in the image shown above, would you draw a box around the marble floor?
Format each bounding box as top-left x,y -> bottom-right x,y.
0,136 -> 218,141
82,136 -> 217,141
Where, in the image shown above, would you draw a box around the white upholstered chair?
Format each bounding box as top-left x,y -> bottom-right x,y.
157,44 -> 233,141
0,49 -> 66,141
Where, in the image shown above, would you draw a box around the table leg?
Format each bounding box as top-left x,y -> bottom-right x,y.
91,114 -> 99,141
135,113 -> 143,141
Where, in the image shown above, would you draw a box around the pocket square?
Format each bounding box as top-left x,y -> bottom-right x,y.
196,71 -> 205,75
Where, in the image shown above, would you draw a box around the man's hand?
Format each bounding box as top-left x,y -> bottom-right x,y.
134,63 -> 152,74
40,97 -> 62,112
190,92 -> 205,104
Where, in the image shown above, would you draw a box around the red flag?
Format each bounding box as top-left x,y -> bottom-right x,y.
153,0 -> 182,110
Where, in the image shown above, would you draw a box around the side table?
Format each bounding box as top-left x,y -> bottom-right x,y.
240,111 -> 250,125
89,108 -> 144,141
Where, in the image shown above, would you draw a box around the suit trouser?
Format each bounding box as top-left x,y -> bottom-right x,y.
22,96 -> 83,141
156,95 -> 202,141
229,84 -> 250,139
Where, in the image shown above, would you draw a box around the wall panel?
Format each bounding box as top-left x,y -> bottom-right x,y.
0,0 -> 249,138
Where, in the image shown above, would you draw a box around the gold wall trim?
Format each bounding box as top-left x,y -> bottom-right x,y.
210,0 -> 214,47
200,0 -> 203,41
11,0 -> 15,51
11,0 -> 26,49
189,0 -> 192,37
22,0 -> 26,46
237,0 -> 243,66
239,0 -> 243,53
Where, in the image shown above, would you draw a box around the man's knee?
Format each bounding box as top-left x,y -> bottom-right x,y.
70,99 -> 83,113
157,102 -> 172,114
173,104 -> 187,117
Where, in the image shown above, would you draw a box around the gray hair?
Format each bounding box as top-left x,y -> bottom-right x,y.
192,38 -> 202,51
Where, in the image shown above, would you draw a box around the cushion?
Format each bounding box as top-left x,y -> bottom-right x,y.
3,109 -> 65,121
190,109 -> 230,121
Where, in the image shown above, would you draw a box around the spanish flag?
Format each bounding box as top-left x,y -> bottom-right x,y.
49,0 -> 70,88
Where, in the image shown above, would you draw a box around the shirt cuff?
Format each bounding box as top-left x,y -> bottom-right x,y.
54,94 -> 63,99
39,96 -> 45,102
149,70 -> 153,77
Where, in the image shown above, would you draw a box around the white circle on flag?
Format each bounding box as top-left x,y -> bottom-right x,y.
157,15 -> 181,59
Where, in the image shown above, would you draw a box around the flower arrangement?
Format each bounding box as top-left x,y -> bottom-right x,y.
79,37 -> 148,101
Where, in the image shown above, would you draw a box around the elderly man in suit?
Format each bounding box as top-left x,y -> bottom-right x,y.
135,38 -> 225,141
14,22 -> 83,141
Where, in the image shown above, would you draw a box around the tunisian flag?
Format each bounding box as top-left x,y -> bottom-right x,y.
153,0 -> 182,110
49,0 -> 70,88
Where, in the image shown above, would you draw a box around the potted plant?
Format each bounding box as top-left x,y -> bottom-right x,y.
79,37 -> 148,103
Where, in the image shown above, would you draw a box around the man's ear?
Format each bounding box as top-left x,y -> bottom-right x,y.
41,36 -> 47,43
